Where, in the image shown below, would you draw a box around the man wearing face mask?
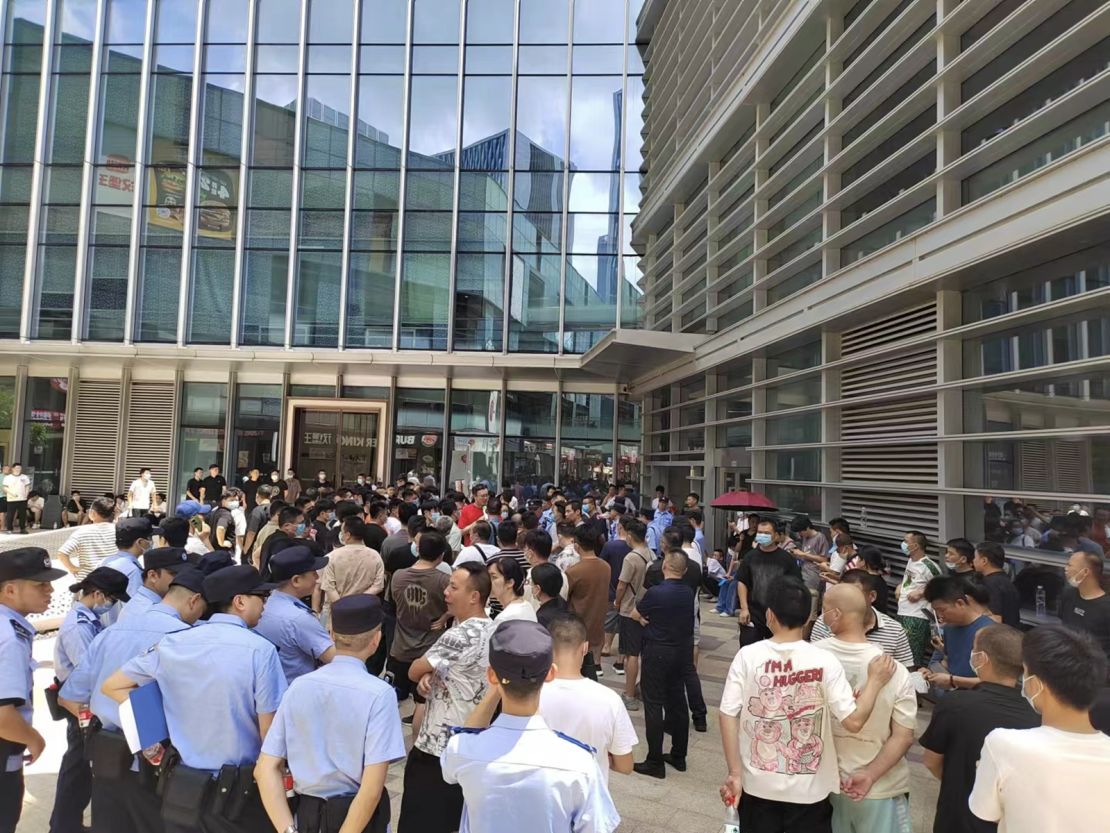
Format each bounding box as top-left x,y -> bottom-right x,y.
259,506 -> 306,581
736,518 -> 802,646
1058,549 -> 1110,662
895,530 -> 941,668
388,531 -> 450,708
101,517 -> 157,610
969,625 -> 1110,832
919,624 -> 1039,833
920,577 -> 994,694
208,490 -> 240,557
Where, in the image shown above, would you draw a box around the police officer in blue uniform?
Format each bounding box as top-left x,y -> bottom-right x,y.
116,546 -> 193,621
0,548 -> 65,832
440,620 -> 620,833
102,565 -> 287,833
49,566 -> 129,833
256,594 -> 405,833
101,517 -> 159,612
60,565 -> 206,833
253,546 -> 334,683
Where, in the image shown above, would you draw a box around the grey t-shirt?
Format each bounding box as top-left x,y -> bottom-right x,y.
389,566 -> 450,662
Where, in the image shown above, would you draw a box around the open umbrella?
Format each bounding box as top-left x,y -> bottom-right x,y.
709,490 -> 777,511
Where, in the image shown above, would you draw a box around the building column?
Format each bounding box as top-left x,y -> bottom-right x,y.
752,100 -> 770,312
935,21 -> 962,218
936,289 -> 964,541
821,331 -> 842,523
702,369 -> 719,547
750,357 -> 768,493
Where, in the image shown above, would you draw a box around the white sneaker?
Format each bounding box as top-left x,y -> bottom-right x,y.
596,668 -> 604,678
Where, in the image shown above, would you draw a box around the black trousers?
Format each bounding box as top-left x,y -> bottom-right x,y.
683,645 -> 707,720
297,791 -> 391,833
49,715 -> 91,833
641,642 -> 690,762
0,768 -> 23,833
162,794 -> 268,833
738,793 -> 831,833
366,611 -> 394,677
91,766 -> 164,833
397,747 -> 463,833
4,501 -> 26,533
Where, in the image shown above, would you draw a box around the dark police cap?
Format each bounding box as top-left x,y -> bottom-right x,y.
117,516 -> 162,544
202,565 -> 274,603
142,547 -> 191,573
330,594 -> 383,634
0,547 -> 66,583
169,566 -> 206,594
69,566 -> 130,601
197,550 -> 235,575
489,620 -> 553,685
268,546 -> 328,582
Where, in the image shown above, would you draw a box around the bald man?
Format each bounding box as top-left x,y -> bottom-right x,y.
815,584 -> 918,833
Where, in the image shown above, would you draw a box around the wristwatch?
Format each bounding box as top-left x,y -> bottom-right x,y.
283,825 -> 298,833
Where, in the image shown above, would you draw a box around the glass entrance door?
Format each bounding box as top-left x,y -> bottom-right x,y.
293,408 -> 381,486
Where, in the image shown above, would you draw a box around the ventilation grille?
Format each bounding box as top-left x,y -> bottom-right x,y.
841,346 -> 937,398
841,490 -> 940,541
123,382 -> 177,495
841,443 -> 938,484
1017,439 -> 1090,493
69,381 -> 122,498
841,397 -> 937,440
841,301 -> 937,357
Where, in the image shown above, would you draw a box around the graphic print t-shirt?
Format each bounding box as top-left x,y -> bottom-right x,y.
390,567 -> 450,662
719,640 -> 857,804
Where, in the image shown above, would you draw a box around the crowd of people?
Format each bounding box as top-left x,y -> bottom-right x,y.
0,467 -> 1108,833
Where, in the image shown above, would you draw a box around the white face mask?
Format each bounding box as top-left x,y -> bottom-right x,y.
227,500 -> 240,510
271,474 -> 280,481
969,650 -> 987,677
1021,674 -> 1043,712
1067,570 -> 1087,589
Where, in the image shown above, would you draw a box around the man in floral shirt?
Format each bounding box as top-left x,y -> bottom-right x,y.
398,561 -> 496,833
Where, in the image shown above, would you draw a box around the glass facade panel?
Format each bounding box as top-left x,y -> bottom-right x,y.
22,376 -> 67,494
177,381 -> 228,500
232,383 -> 281,479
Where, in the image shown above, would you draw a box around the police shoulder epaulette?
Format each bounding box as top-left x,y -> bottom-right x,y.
554,730 -> 597,755
8,619 -> 31,640
449,726 -> 486,736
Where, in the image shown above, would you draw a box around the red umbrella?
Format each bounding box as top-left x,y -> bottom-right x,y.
709,490 -> 777,511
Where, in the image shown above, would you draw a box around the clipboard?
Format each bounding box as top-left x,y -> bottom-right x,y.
118,682 -> 169,753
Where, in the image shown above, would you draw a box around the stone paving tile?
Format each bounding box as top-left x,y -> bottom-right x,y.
17,599 -> 940,832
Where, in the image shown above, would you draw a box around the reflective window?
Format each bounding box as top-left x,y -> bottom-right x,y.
467,0 -> 515,44
766,340 -> 821,377
574,3 -> 625,44
765,412 -> 821,445
177,382 -> 228,495
232,383 -> 282,479
360,0 -> 408,43
394,388 -> 444,481
21,377 -> 68,494
768,450 -> 821,481
964,312 -> 1110,378
521,0 -> 568,44
506,391 -> 556,437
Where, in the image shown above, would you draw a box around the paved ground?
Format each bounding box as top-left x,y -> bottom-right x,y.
18,598 -> 939,832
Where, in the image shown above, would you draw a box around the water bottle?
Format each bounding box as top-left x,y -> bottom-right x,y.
723,798 -> 740,833
1035,585 -> 1046,618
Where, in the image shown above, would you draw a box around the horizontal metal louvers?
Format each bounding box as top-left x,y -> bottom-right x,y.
841,398 -> 938,439
123,382 -> 177,493
841,490 -> 941,542
69,381 -> 122,499
841,301 -> 937,357
1054,441 -> 1088,493
841,347 -> 937,398
841,444 -> 939,484
1016,440 -> 1090,493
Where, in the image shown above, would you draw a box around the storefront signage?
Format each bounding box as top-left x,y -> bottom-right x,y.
396,433 -> 440,448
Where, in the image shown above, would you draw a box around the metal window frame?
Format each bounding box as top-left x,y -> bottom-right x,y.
119,0 -> 157,345
336,0 -> 362,351
556,0 -> 574,355
499,0 -> 522,354
175,0 -> 209,347
282,0 -> 311,349
442,0 -> 467,353
69,0 -> 108,345
19,0 -> 59,342
390,0 -> 415,351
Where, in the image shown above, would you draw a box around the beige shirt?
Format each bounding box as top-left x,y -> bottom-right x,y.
319,544 -> 385,604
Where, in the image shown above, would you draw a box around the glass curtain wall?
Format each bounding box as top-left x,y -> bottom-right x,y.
21,376 -> 68,494
448,388 -> 500,489
231,382 -> 281,478
392,387 -> 444,481
176,381 -> 227,496
559,391 -> 613,497
504,390 -> 556,496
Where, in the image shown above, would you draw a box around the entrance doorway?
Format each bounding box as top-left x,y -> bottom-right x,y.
285,400 -> 387,486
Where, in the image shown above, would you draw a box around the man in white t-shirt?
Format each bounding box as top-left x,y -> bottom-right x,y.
56,496 -> 119,579
815,584 -> 916,833
895,530 -> 941,668
718,575 -> 895,832
1,463 -> 31,534
970,625 -> 1110,833
539,614 -> 637,783
127,468 -> 157,518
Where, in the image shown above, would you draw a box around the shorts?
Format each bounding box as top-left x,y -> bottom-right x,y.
603,608 -> 620,634
740,792 -> 831,833
829,793 -> 911,833
618,615 -> 644,657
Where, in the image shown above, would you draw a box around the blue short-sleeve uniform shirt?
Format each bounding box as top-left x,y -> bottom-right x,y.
252,590 -> 333,684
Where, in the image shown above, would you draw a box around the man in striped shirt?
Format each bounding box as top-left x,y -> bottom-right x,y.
56,497 -> 119,580
810,569 -> 915,668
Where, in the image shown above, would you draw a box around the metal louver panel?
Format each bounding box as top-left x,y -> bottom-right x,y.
841,490 -> 940,542
123,382 -> 177,491
69,381 -> 122,498
1016,440 -> 1050,491
841,347 -> 937,398
841,302 -> 937,357
1054,441 -> 1088,493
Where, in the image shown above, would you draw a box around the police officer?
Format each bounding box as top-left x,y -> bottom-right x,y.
59,565 -> 206,833
253,545 -> 334,683
50,566 -> 130,833
116,546 -> 192,621
0,547 -> 65,833
441,619 -> 620,833
102,565 -> 286,833
102,516 -> 158,607
256,595 -> 405,833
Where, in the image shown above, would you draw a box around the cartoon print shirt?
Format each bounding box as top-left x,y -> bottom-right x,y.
720,639 -> 857,804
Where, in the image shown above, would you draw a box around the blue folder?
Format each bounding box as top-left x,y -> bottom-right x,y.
129,682 -> 170,749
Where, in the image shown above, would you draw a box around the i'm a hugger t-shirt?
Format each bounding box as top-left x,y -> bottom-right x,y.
719,640 -> 856,804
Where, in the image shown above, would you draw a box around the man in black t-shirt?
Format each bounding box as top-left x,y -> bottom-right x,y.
363,501 -> 389,552
208,492 -> 237,554
919,624 -> 1039,833
1060,550 -> 1110,662
200,463 -> 226,508
736,518 -> 802,642
973,542 -> 1021,627
185,468 -> 205,503
241,467 -> 261,509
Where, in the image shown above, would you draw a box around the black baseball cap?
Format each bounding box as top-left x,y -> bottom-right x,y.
268,546 -> 328,582
69,566 -> 130,601
330,594 -> 383,634
0,547 -> 66,583
118,516 -> 163,545
197,550 -> 235,575
202,565 -> 274,604
142,547 -> 191,573
489,620 -> 553,685
169,566 -> 207,594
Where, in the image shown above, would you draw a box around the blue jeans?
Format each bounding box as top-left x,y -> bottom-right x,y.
716,579 -> 737,615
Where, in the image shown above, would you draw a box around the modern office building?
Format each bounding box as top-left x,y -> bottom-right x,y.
627,0 -> 1110,575
0,0 -> 646,503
